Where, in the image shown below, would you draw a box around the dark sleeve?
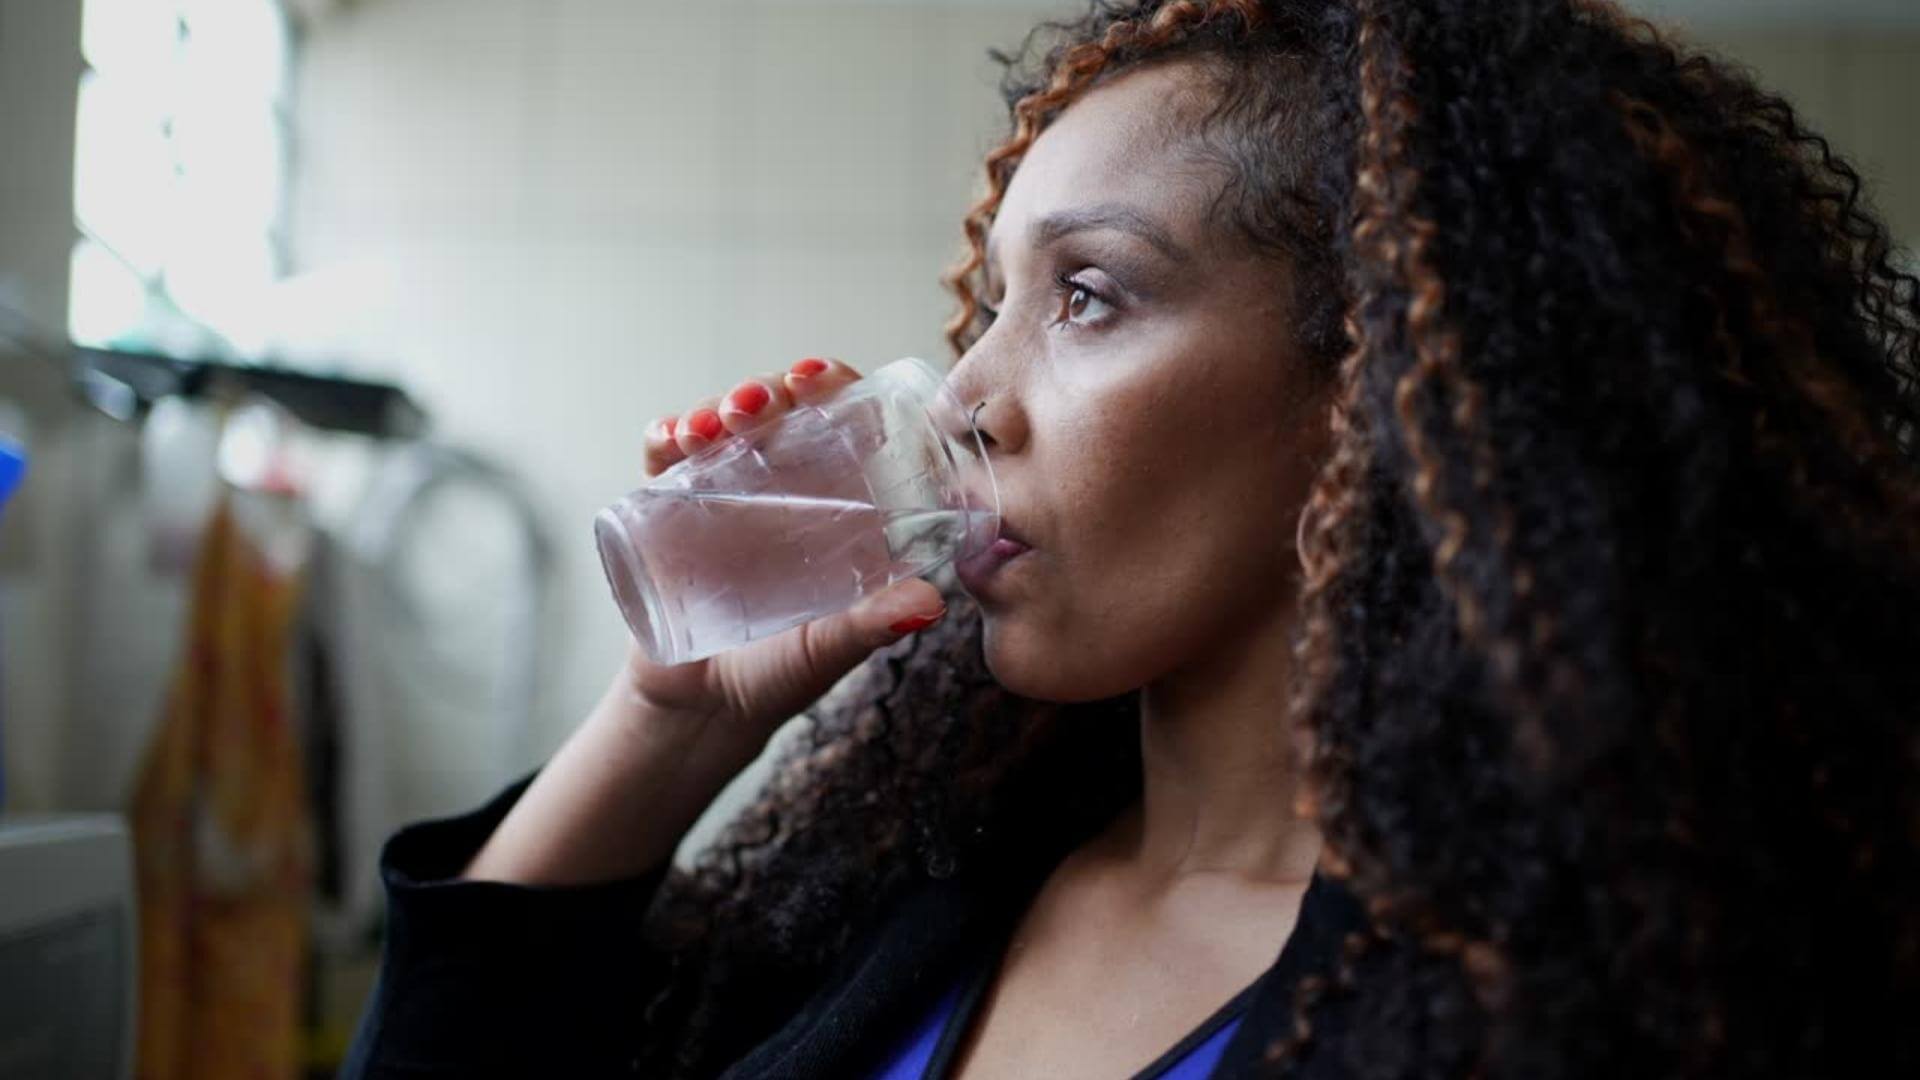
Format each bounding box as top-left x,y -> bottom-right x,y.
338,770 -> 679,1079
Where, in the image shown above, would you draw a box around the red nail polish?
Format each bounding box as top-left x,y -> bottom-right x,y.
726,381 -> 771,416
687,409 -> 723,442
790,358 -> 829,378
662,415 -> 677,438
889,609 -> 946,635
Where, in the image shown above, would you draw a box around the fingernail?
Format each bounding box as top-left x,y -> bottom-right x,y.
790,357 -> 830,378
686,409 -> 723,442
660,415 -> 678,439
889,607 -> 947,636
725,381 -> 771,417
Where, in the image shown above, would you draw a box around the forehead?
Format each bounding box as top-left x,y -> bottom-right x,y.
987,62 -> 1222,258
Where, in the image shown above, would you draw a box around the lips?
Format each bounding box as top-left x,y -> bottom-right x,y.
956,522 -> 1031,595
987,537 -> 1029,559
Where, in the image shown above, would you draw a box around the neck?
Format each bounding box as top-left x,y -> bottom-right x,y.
1116,596 -> 1321,888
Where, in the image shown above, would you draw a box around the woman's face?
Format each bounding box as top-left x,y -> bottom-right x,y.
946,59 -> 1330,703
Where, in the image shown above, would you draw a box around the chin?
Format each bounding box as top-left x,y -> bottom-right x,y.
979,613 -> 1144,704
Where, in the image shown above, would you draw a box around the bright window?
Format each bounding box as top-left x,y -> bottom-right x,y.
69,0 -> 292,357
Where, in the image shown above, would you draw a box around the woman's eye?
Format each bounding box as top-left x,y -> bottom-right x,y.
1052,272 -> 1114,329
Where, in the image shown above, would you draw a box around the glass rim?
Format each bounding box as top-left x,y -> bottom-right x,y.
875,356 -> 1002,539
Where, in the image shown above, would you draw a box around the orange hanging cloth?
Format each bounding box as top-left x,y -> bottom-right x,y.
129,496 -> 314,1080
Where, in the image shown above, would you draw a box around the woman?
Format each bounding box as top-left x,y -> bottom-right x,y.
342,1 -> 1920,1077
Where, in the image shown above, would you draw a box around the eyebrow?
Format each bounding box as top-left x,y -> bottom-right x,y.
985,202 -> 1193,274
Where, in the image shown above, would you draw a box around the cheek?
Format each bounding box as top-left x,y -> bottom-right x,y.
1044,354 -> 1285,549
991,362 -> 1295,695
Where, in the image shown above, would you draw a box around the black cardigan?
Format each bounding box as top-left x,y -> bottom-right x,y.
339,772 -> 1365,1079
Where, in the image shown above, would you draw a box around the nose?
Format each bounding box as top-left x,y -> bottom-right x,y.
938,379 -> 998,457
942,351 -> 1025,457
932,379 -> 993,459
931,360 -> 1008,552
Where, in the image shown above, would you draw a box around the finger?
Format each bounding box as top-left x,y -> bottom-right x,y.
782,356 -> 863,405
717,374 -> 795,436
773,578 -> 948,704
643,414 -> 686,477
674,396 -> 725,457
860,577 -> 948,639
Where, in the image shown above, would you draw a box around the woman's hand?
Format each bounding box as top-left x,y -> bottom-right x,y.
616,357 -> 949,769
461,358 -> 946,887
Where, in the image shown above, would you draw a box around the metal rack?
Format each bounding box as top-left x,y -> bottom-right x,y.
1,301 -> 428,440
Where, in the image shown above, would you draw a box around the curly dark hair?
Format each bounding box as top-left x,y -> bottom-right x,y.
632,1 -> 1920,1076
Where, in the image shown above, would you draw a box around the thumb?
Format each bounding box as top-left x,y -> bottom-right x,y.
784,578 -> 948,689
853,577 -> 949,641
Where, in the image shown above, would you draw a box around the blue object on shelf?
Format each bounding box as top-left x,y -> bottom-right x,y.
0,438 -> 23,511
0,437 -> 17,808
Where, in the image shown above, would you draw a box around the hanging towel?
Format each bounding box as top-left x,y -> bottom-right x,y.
128,494 -> 314,1080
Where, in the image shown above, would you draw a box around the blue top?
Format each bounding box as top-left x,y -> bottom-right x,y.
867,943 -> 1255,1080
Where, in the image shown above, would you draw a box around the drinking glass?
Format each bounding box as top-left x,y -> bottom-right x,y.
595,357 -> 999,665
